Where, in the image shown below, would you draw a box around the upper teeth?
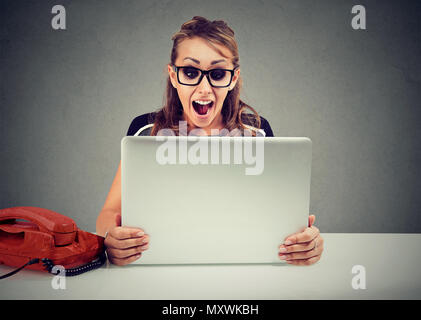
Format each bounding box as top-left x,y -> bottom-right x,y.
195,100 -> 212,105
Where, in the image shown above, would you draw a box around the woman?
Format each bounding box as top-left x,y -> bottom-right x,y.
96,16 -> 324,266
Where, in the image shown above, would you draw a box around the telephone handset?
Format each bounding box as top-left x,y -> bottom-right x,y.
0,206 -> 106,278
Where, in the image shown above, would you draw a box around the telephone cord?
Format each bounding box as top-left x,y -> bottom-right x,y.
0,252 -> 107,279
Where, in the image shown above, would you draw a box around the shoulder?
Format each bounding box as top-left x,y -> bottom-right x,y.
126,112 -> 156,136
259,116 -> 274,137
241,114 -> 275,137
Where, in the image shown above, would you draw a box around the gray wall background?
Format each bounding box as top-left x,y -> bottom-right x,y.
1,0 -> 420,233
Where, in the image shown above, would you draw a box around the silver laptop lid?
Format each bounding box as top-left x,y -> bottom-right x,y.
122,136 -> 312,264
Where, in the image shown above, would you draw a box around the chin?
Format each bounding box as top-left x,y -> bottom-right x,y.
191,117 -> 214,129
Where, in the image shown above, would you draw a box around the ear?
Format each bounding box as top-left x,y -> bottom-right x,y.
229,68 -> 240,91
167,64 -> 177,89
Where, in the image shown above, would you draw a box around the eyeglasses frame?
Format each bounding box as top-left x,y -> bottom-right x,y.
172,65 -> 238,88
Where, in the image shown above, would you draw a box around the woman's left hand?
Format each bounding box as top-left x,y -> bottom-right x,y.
278,214 -> 324,266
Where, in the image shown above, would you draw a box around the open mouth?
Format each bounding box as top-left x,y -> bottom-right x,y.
192,100 -> 214,116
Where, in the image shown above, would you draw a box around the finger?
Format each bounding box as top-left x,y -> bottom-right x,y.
115,213 -> 122,226
105,234 -> 149,250
280,234 -> 324,253
107,243 -> 149,259
308,214 -> 316,227
279,243 -> 323,261
279,238 -> 315,254
284,225 -> 319,245
109,226 -> 145,240
285,255 -> 321,266
109,252 -> 142,266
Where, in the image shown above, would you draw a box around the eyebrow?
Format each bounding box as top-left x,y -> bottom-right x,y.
183,57 -> 227,65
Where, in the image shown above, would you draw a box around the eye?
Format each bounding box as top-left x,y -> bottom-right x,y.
209,69 -> 227,81
182,67 -> 200,79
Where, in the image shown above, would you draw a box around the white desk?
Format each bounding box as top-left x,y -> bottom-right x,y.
1,233 -> 420,300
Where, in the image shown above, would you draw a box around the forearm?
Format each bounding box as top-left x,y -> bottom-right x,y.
96,209 -> 120,237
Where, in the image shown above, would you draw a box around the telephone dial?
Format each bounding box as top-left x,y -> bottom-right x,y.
0,206 -> 106,279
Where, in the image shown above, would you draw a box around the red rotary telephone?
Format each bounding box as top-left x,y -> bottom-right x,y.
0,206 -> 106,278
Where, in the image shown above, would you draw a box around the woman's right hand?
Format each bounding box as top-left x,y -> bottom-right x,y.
104,224 -> 150,266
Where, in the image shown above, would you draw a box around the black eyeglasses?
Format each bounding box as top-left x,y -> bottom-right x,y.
173,65 -> 237,88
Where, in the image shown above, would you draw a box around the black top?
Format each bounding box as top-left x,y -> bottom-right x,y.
126,112 -> 274,137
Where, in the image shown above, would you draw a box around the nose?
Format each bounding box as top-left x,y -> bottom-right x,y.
197,74 -> 212,94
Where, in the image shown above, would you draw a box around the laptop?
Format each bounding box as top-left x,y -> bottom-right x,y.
121,136 -> 312,264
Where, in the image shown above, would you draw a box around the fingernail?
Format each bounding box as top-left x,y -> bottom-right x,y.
284,240 -> 292,245
279,247 -> 287,253
136,231 -> 144,237
141,237 -> 148,244
279,255 -> 287,260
